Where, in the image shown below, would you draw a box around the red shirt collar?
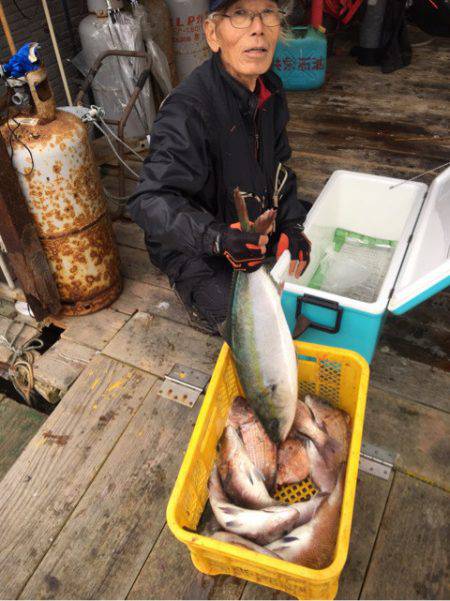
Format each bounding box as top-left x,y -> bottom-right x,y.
257,76 -> 272,109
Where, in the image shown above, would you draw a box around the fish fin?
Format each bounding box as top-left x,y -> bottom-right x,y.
315,492 -> 330,500
220,506 -> 239,515
254,468 -> 266,482
272,545 -> 289,554
319,436 -> 343,468
282,536 -> 298,543
269,249 -> 290,294
262,506 -> 283,514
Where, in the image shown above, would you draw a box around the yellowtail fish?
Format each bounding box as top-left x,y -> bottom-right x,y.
225,198 -> 298,444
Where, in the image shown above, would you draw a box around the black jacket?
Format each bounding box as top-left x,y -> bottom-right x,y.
128,52 -> 307,285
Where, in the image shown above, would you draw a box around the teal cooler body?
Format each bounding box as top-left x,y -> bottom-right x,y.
281,290 -> 386,364
272,168 -> 450,364
273,26 -> 327,91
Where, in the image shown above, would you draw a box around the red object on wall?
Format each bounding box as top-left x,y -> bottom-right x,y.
323,0 -> 363,25
311,0 -> 324,27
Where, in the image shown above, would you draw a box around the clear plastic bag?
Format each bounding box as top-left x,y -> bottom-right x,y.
311,238 -> 395,302
76,9 -> 156,138
134,3 -> 173,97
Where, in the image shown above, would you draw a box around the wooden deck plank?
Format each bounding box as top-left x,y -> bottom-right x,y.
371,349 -> 450,413
118,245 -> 171,290
33,339 -> 97,404
59,308 -> 129,351
0,398 -> 46,481
361,473 -> 449,600
379,314 -> 449,374
111,278 -> 190,326
102,312 -> 221,379
284,36 -> 450,203
20,380 -> 201,600
336,472 -> 393,600
127,525 -> 205,600
0,317 -> 40,363
0,355 -> 155,599
0,299 -> 16,319
113,220 -> 146,251
128,524 -> 245,601
364,387 -> 450,490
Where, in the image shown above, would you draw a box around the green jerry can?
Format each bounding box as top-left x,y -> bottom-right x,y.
273,26 -> 327,90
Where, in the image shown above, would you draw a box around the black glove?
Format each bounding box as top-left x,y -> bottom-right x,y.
214,223 -> 268,272
276,221 -> 311,278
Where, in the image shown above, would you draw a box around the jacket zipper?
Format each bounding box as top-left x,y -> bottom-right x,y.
253,107 -> 259,160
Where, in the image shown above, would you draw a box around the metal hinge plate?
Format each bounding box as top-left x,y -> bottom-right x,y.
158,364 -> 210,408
359,441 -> 396,480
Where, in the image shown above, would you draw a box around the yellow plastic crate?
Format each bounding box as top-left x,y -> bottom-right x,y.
166,341 -> 369,600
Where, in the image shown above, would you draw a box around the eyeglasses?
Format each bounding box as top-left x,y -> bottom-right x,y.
213,8 -> 286,28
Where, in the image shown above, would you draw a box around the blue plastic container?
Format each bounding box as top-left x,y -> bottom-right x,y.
271,169 -> 450,363
273,26 -> 327,91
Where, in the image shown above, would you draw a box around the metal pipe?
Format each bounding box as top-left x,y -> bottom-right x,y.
0,253 -> 15,289
60,0 -> 77,54
40,0 -> 73,105
0,0 -> 16,54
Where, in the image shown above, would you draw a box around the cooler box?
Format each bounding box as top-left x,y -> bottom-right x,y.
275,168 -> 450,363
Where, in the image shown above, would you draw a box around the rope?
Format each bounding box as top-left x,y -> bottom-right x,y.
0,323 -> 43,404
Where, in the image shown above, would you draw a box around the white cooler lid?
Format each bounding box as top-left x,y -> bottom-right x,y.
388,166 -> 450,315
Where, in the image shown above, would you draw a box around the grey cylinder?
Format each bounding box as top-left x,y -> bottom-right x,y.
359,0 -> 388,49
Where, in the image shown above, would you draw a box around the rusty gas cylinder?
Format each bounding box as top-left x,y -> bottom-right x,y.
1,103 -> 122,316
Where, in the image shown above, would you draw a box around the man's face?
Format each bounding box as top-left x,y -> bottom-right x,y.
204,0 -> 281,82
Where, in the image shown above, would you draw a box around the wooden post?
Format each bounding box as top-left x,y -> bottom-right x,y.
0,134 -> 61,320
0,0 -> 16,54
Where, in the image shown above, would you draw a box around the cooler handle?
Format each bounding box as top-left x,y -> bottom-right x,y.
295,294 -> 343,336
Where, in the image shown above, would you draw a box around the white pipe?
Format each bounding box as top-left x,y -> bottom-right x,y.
0,253 -> 15,290
40,0 -> 73,105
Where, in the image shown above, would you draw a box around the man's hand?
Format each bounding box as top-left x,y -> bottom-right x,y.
276,221 -> 311,278
215,223 -> 269,272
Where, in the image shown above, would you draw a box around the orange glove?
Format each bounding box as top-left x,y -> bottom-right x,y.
276,222 -> 311,279
215,222 -> 269,272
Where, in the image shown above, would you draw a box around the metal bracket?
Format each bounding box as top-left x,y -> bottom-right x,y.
359,441 -> 396,480
158,364 -> 210,408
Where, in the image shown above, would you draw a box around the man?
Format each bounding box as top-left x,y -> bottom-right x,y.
128,0 -> 311,332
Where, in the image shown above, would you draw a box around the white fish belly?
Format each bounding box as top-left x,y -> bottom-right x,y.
248,270 -> 298,438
